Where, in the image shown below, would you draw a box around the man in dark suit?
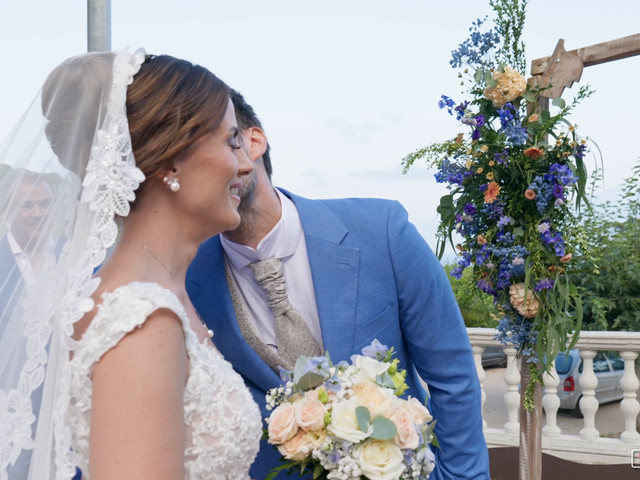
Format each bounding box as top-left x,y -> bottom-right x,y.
187,91 -> 490,479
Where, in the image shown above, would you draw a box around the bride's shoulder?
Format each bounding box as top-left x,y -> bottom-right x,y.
73,277 -> 186,342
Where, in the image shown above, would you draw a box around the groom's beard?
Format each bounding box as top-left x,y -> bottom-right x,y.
222,170 -> 258,242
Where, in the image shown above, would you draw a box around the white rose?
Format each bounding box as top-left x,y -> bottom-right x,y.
353,355 -> 390,383
353,439 -> 406,480
327,398 -> 371,443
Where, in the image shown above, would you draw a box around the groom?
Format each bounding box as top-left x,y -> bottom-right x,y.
186,91 -> 490,479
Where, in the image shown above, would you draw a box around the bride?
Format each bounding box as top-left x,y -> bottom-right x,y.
0,50 -> 261,479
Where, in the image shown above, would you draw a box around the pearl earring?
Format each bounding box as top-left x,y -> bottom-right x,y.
163,176 -> 181,192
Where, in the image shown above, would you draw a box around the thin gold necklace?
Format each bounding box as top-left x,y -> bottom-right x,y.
121,239 -> 214,338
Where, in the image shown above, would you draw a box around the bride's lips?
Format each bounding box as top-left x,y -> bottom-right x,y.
230,182 -> 241,204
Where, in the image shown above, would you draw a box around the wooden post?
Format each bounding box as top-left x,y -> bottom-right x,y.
520,32 -> 640,480
519,359 -> 543,480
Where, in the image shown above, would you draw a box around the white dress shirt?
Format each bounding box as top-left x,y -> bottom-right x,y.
221,190 -> 323,351
6,229 -> 55,286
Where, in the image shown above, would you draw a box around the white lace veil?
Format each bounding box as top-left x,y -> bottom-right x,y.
0,49 -> 146,479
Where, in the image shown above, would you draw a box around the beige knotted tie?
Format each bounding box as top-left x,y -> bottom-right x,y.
250,258 -> 322,366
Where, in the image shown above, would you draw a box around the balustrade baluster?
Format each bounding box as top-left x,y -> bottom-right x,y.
542,360 -> 561,437
473,345 -> 487,430
578,349 -> 600,440
619,350 -> 640,442
503,347 -> 520,434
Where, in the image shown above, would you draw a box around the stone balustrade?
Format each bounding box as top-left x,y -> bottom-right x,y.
467,328 -> 640,464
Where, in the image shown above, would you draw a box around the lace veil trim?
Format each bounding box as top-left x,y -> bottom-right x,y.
0,49 -> 146,480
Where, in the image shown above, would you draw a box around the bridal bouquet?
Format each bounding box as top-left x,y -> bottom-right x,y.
264,340 -> 437,480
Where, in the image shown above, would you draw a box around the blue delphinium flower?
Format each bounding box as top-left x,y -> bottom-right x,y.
450,17 -> 501,69
497,103 -> 528,146
361,339 -> 389,360
497,215 -> 512,229
438,95 -> 456,115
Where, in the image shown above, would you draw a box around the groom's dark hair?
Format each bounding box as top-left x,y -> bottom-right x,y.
229,89 -> 272,179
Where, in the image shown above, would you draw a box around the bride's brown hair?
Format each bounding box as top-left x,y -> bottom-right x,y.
126,55 -> 230,189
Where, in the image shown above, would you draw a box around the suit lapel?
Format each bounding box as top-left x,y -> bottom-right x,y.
187,238 -> 281,391
281,190 -> 360,364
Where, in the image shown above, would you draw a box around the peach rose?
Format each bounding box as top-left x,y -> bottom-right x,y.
524,189 -> 537,200
352,382 -> 394,417
509,283 -> 539,318
483,66 -> 527,106
404,396 -> 433,426
294,398 -> 327,431
387,408 -> 420,450
267,403 -> 298,444
277,430 -> 324,461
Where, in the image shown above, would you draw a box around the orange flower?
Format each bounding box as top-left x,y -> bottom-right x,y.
455,133 -> 464,143
528,113 -> 539,122
476,167 -> 484,174
484,181 -> 501,204
477,235 -> 487,245
524,146 -> 544,160
524,189 -> 536,200
486,172 -> 494,180
560,253 -> 573,263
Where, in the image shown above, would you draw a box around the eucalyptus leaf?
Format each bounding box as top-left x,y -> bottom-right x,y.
297,372 -> 325,391
522,91 -> 536,103
356,406 -> 371,433
552,97 -> 566,109
513,227 -> 525,236
292,356 -> 310,382
371,416 -> 397,440
376,372 -> 396,389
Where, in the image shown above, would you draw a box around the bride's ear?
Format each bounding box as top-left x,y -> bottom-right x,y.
155,165 -> 180,189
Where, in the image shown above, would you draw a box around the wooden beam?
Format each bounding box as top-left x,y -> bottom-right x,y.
531,33 -> 640,76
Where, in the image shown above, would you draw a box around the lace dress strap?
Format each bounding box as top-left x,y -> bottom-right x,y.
72,281 -> 196,383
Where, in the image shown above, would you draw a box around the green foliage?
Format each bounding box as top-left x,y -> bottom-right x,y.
490,0 -> 528,73
569,161 -> 640,331
443,263 -> 499,327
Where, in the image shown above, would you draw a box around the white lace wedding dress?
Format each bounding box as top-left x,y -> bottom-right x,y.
67,281 -> 261,479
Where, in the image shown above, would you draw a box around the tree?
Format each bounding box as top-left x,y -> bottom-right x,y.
570,161 -> 640,331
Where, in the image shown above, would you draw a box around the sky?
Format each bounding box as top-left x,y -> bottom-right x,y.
1,0 -> 638,261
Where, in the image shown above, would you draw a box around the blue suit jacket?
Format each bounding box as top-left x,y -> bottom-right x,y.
186,191 -> 490,480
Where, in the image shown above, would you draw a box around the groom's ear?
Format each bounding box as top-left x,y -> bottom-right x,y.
241,126 -> 268,162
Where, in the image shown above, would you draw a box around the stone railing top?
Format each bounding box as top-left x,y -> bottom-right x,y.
467,327 -> 640,352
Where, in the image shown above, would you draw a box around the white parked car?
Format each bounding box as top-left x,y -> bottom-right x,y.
555,349 -> 625,416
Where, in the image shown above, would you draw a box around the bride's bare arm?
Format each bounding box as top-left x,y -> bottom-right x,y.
88,309 -> 188,480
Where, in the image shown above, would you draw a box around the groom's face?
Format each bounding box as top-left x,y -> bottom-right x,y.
235,128 -> 259,215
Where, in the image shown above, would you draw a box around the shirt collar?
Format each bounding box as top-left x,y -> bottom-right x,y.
222,189 -> 303,269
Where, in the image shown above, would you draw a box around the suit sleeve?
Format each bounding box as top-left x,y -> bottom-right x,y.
386,202 -> 490,480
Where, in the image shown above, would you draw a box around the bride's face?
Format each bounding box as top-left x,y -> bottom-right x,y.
176,99 -> 253,236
